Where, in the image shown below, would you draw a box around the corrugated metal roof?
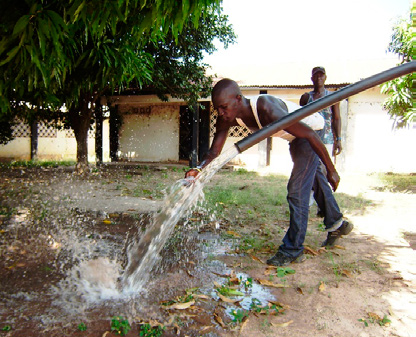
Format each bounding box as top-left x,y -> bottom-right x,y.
240,83 -> 351,89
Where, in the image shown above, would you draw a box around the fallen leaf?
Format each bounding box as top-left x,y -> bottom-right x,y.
213,313 -> 226,328
163,300 -> 195,310
226,230 -> 241,238
102,332 -> 110,337
256,278 -> 289,288
102,219 -> 112,224
304,246 -> 319,256
333,245 -> 346,250
217,293 -> 242,303
272,320 -> 294,327
229,277 -> 240,284
368,312 -> 382,321
240,316 -> 249,333
269,301 -> 290,310
296,287 -> 304,295
200,326 -> 214,333
341,269 -> 353,277
318,282 -> 325,292
264,266 -> 276,275
249,254 -> 264,264
212,272 -> 231,278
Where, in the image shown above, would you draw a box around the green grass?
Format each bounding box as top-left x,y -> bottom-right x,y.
204,170 -> 288,224
376,172 -> 416,192
0,160 -> 76,168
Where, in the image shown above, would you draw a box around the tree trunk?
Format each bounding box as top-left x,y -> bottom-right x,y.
70,94 -> 95,174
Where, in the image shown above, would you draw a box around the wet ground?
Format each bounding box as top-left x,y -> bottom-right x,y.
0,165 -> 276,337
1,165 -> 416,337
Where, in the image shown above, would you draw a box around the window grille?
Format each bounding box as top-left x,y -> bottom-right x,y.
209,104 -> 251,138
11,121 -> 30,138
38,122 -> 57,138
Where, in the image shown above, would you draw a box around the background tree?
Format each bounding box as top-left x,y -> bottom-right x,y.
381,12 -> 415,128
140,9 -> 235,104
0,0 -> 232,171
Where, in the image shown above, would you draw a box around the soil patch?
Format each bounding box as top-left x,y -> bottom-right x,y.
0,166 -> 415,337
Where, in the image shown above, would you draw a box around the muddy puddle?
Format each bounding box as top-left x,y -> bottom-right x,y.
0,208 -> 276,337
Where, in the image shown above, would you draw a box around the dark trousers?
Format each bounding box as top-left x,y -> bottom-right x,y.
279,132 -> 343,257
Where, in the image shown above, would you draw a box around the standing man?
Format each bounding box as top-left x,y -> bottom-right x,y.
186,79 -> 353,266
300,67 -> 343,216
300,66 -> 342,157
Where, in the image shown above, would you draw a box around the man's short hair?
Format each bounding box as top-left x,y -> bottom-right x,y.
212,78 -> 241,98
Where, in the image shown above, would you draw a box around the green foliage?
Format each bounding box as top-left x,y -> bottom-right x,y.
0,112 -> 15,145
0,0 -> 234,165
237,235 -> 277,253
230,308 -> 249,323
275,267 -> 296,278
77,322 -> 87,331
204,171 -> 287,224
110,316 -> 131,336
139,323 -> 165,337
0,160 -> 76,168
216,285 -> 244,297
381,15 -> 415,127
142,8 -> 236,105
358,314 -> 391,327
250,298 -> 283,316
376,172 -> 416,192
240,276 -> 253,291
1,325 -> 11,331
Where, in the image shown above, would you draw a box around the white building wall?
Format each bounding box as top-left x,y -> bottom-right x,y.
0,122 -> 99,162
345,87 -> 416,173
0,138 -> 31,160
118,105 -> 179,162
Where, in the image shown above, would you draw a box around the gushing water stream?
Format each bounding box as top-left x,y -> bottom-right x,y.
51,146 -> 240,309
122,146 -> 239,292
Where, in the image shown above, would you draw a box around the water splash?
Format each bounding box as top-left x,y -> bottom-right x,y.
52,145 -> 239,305
121,145 -> 240,291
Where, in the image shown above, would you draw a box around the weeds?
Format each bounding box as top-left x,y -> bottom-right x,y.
230,309 -> 249,323
110,316 -> 131,336
139,323 -> 165,337
236,235 -> 276,254
362,259 -> 386,274
77,322 -> 87,331
359,313 -> 391,327
0,160 -> 75,168
376,173 -> 416,193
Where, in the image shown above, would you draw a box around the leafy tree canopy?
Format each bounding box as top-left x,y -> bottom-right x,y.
0,0 -> 222,112
0,0 -> 234,166
381,12 -> 415,127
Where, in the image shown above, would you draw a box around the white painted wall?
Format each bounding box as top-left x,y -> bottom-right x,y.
220,87 -> 416,174
344,87 -> 416,173
0,122 -> 110,162
0,138 -> 31,160
118,105 -> 180,162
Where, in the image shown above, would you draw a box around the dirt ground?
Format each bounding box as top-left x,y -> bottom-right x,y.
0,165 -> 415,337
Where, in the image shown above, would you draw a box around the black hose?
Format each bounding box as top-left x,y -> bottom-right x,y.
235,61 -> 416,153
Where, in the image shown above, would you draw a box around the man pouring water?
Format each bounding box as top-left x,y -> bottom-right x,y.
185,78 -> 353,266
